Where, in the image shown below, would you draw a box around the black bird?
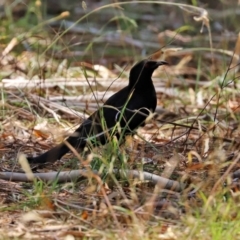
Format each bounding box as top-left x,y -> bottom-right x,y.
27,59 -> 168,164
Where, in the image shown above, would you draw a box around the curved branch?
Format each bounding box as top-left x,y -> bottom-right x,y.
0,169 -> 184,192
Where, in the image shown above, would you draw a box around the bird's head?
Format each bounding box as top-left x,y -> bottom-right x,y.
129,59 -> 168,88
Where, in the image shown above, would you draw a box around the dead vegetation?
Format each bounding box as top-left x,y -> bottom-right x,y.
1,0 -> 240,239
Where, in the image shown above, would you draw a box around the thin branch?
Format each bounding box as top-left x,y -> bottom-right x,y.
0,169 -> 184,192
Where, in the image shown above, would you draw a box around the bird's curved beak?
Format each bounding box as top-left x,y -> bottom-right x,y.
156,60 -> 168,66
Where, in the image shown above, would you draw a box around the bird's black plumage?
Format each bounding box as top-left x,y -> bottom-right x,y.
27,59 -> 167,164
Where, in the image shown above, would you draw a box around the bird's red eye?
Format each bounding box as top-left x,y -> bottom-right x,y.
144,63 -> 149,68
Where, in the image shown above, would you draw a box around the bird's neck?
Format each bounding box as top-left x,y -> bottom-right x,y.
128,77 -> 154,92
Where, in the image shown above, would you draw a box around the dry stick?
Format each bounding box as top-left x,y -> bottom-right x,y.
39,101 -> 61,123
63,140 -> 89,167
30,94 -> 87,118
0,78 -> 156,89
142,152 -> 180,219
183,94 -> 217,146
203,153 -> 240,213
61,140 -> 118,223
1,77 -> 210,90
64,119 -> 123,229
164,128 -> 192,146
0,169 -> 184,191
93,173 -> 121,230
56,198 -> 100,213
54,199 -> 95,227
213,54 -> 234,122
158,119 -> 200,131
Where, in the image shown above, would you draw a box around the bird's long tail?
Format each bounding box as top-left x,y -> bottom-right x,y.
27,126 -> 88,164
27,142 -> 71,164
27,117 -> 102,164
